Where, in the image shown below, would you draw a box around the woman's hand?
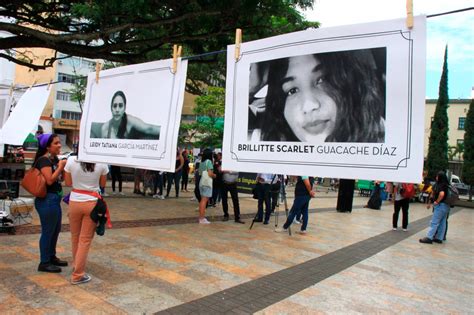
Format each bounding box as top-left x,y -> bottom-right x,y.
58,159 -> 67,170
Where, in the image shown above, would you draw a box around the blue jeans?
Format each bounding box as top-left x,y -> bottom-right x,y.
284,195 -> 311,231
34,193 -> 62,263
427,202 -> 449,240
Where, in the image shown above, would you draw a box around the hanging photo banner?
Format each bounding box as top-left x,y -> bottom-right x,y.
0,85 -> 50,146
222,16 -> 426,183
79,58 -> 188,171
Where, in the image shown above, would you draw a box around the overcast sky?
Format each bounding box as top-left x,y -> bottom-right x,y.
302,0 -> 474,99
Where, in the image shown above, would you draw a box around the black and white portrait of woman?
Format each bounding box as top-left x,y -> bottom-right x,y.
90,90 -> 161,140
248,48 -> 386,143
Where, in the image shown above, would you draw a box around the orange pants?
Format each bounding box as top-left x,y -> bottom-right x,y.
69,200 -> 96,282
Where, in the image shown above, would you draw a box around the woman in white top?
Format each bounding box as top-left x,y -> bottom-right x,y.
64,156 -> 108,285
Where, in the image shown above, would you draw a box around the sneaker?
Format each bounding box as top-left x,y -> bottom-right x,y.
433,239 -> 443,244
119,192 -> 125,196
71,274 -> 92,285
199,218 -> 211,224
392,227 -> 397,231
152,194 -> 162,199
103,192 -> 110,197
274,227 -> 288,233
402,228 -> 407,232
190,197 -> 197,201
222,216 -> 229,222
159,195 -> 165,200
297,230 -> 307,235
294,219 -> 301,225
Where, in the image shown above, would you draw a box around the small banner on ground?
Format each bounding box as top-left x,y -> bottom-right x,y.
79,59 -> 188,171
222,16 -> 426,183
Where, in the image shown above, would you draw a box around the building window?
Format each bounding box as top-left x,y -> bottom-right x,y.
458,117 -> 466,130
58,72 -> 77,84
56,91 -> 72,101
60,111 -> 82,120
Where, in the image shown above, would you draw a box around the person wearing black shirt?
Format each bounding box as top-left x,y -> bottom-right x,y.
181,150 -> 190,192
33,133 -> 68,273
420,171 -> 450,244
210,152 -> 223,206
275,176 -> 315,234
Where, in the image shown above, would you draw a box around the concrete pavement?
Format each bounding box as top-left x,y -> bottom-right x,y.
0,182 -> 472,314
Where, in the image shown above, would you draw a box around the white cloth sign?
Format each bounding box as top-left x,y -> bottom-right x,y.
0,85 -> 50,145
79,58 -> 188,171
222,16 -> 426,183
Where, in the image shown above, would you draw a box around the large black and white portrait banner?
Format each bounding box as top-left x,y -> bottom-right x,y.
79,58 -> 188,171
222,17 -> 426,183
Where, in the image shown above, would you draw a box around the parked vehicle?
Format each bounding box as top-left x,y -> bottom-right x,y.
450,175 -> 469,195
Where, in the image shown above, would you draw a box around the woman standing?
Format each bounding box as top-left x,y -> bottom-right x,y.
275,176 -> 315,234
64,156 -> 108,284
198,149 -> 215,224
181,150 -> 190,192
420,171 -> 450,244
34,133 -> 68,273
166,149 -> 184,198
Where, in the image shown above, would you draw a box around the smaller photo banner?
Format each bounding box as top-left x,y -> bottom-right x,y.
79,59 -> 188,171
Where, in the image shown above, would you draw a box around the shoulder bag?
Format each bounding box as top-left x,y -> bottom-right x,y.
21,158 -> 47,198
201,169 -> 213,188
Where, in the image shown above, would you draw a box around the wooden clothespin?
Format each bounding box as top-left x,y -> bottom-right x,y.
235,28 -> 242,61
172,45 -> 182,74
406,0 -> 414,29
95,62 -> 102,83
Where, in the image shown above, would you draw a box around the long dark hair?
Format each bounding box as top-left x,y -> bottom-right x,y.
262,48 -> 386,142
34,133 -> 58,163
201,148 -> 213,163
80,162 -> 95,172
434,171 -> 449,194
111,90 -> 127,139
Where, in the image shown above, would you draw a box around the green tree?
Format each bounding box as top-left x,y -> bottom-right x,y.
0,0 -> 317,77
425,46 -> 449,178
180,86 -> 225,148
462,98 -> 474,200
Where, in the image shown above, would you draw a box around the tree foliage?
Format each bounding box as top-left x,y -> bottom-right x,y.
462,99 -> 474,197
425,46 -> 449,179
0,0 -> 318,90
179,87 -> 225,149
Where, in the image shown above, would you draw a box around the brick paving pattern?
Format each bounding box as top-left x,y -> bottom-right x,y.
158,208 -> 461,314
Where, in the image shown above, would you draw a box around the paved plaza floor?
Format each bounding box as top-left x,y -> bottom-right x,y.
0,182 -> 473,314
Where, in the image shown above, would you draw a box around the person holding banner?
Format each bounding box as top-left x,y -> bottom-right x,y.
33,133 -> 68,273
198,149 -> 216,224
99,90 -> 161,139
253,49 -> 385,143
